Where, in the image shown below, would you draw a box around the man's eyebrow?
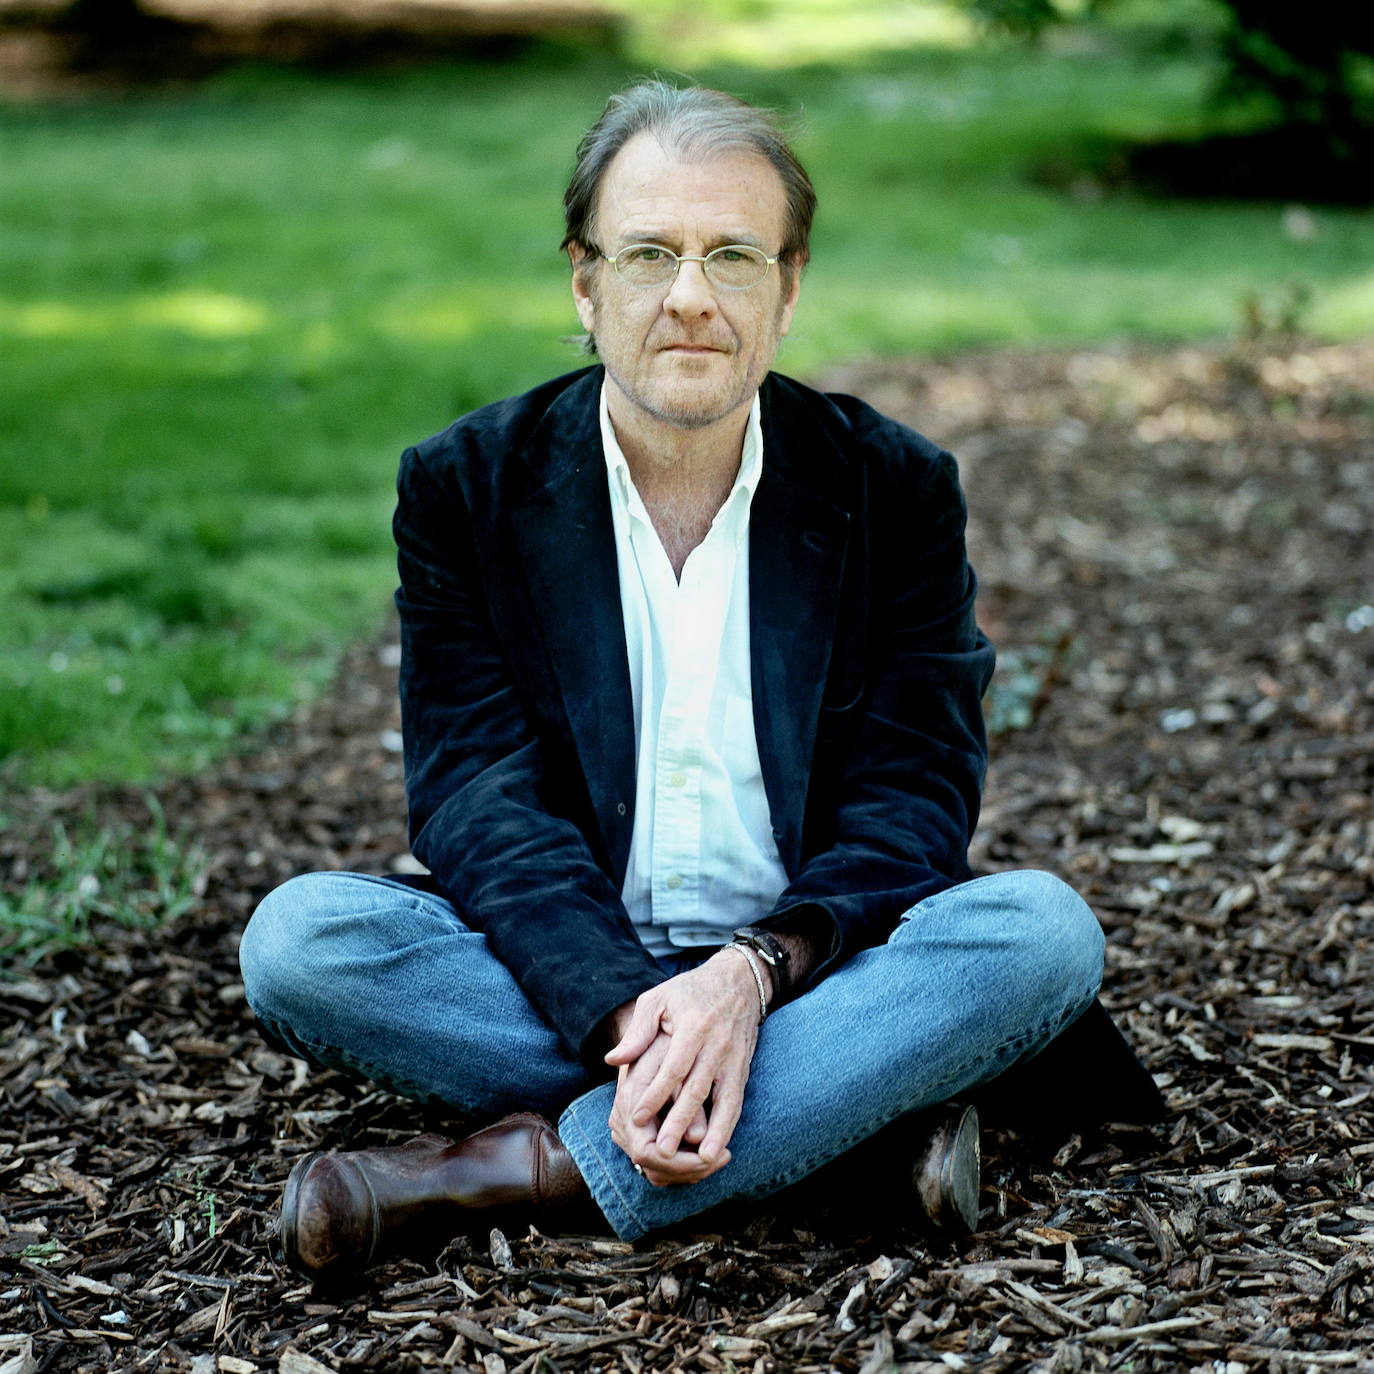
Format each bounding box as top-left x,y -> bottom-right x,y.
613,229 -> 674,246
614,229 -> 768,250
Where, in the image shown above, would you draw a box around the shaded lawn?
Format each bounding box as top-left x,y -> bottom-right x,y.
2,38 -> 1372,786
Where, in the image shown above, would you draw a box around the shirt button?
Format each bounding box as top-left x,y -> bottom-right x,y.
669,772 -> 686,788
666,874 -> 683,890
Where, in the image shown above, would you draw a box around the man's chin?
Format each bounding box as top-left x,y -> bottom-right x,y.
604,364 -> 759,432
653,402 -> 744,431
647,378 -> 757,431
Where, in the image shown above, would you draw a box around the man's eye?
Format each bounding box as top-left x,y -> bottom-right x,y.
715,248 -> 748,262
624,246 -> 667,263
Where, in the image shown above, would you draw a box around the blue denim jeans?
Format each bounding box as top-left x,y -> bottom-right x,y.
239,869 -> 1102,1241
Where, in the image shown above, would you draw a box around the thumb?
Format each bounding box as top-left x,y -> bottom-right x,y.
604,1003 -> 660,1065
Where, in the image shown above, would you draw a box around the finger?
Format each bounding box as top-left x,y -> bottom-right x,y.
609,1069 -> 633,1152
631,1038 -> 708,1125
696,1069 -> 746,1165
682,1105 -> 709,1146
610,1034 -> 677,1157
624,1114 -> 692,1180
613,1081 -> 665,1159
604,1002 -> 663,1066
639,1145 -> 732,1187
613,1027 -> 669,1100
655,1068 -> 717,1155
622,1121 -> 663,1168
617,1034 -> 673,1121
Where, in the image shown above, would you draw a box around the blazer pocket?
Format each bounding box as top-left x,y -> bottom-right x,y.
817,681 -> 864,744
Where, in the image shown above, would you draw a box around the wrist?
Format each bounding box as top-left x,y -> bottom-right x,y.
717,944 -> 769,1023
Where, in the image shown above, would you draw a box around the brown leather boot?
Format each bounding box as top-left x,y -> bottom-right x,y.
279,1112 -> 590,1281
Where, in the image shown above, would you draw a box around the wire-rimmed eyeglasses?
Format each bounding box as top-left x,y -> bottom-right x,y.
592,242 -> 778,291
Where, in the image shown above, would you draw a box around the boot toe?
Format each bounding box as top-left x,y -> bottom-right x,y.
281,1152 -> 380,1280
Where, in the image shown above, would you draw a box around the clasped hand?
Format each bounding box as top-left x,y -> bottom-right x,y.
604,950 -> 763,1186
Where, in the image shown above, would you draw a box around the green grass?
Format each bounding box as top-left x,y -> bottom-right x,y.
0,798 -> 207,959
2,31 -> 1371,788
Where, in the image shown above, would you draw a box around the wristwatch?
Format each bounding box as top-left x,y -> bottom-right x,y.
731,926 -> 792,1007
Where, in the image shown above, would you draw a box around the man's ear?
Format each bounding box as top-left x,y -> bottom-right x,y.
777,256 -> 804,337
568,245 -> 597,335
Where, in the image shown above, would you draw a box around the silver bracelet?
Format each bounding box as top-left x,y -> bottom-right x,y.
724,943 -> 768,1024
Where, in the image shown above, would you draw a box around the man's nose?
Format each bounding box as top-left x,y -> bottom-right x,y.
662,258 -> 716,317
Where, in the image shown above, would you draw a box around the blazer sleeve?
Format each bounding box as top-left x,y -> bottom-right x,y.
763,442 -> 996,987
394,445 -> 666,1068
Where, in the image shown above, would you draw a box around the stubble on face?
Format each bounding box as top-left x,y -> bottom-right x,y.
579,271 -> 796,432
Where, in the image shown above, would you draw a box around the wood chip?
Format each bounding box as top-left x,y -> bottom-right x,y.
746,1312 -> 821,1337
1250,1033 -> 1336,1052
4,338 -> 1373,1374
1087,1315 -> 1212,1342
278,1351 -> 338,1374
1001,1280 -> 1095,1332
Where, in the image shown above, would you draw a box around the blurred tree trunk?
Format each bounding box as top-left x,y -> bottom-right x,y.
57,0 -> 158,34
51,0 -> 193,70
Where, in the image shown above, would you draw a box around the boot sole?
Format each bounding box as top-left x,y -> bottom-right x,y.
914,1103 -> 981,1235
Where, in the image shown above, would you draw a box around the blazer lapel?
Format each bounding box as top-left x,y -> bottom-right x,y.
510,372 -> 637,883
751,378 -> 852,876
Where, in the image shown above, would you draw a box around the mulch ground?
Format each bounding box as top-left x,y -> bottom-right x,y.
3,336 -> 1373,1373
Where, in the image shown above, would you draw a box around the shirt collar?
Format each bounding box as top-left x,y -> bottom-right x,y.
599,380 -> 764,510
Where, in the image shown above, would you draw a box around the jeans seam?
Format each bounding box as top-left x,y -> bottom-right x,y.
253,1009 -> 433,1102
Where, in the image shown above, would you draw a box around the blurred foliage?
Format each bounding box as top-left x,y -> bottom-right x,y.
1214,2 -> 1373,149
962,0 -> 1096,41
613,0 -> 975,67
962,0 -> 1374,159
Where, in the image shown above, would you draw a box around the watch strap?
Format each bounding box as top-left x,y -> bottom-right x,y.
731,926 -> 792,1006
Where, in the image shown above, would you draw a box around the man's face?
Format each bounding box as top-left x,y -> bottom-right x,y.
570,132 -> 802,435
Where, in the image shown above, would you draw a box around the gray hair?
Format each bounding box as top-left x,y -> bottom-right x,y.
562,79 -> 817,278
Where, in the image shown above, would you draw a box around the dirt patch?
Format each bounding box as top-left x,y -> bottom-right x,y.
3,337 -> 1373,1371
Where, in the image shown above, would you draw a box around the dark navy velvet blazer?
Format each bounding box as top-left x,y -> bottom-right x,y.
394,366 -> 1164,1123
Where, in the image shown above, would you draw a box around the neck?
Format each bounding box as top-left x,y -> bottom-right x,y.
606,391 -> 752,502
605,388 -> 754,579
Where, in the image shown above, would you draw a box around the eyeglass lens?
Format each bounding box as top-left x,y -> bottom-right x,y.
614,245 -> 770,289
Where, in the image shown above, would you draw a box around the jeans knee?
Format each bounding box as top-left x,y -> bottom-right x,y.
238,872 -> 339,1022
992,869 -> 1105,1002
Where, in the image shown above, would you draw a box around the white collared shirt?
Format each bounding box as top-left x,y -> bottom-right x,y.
600,383 -> 788,957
